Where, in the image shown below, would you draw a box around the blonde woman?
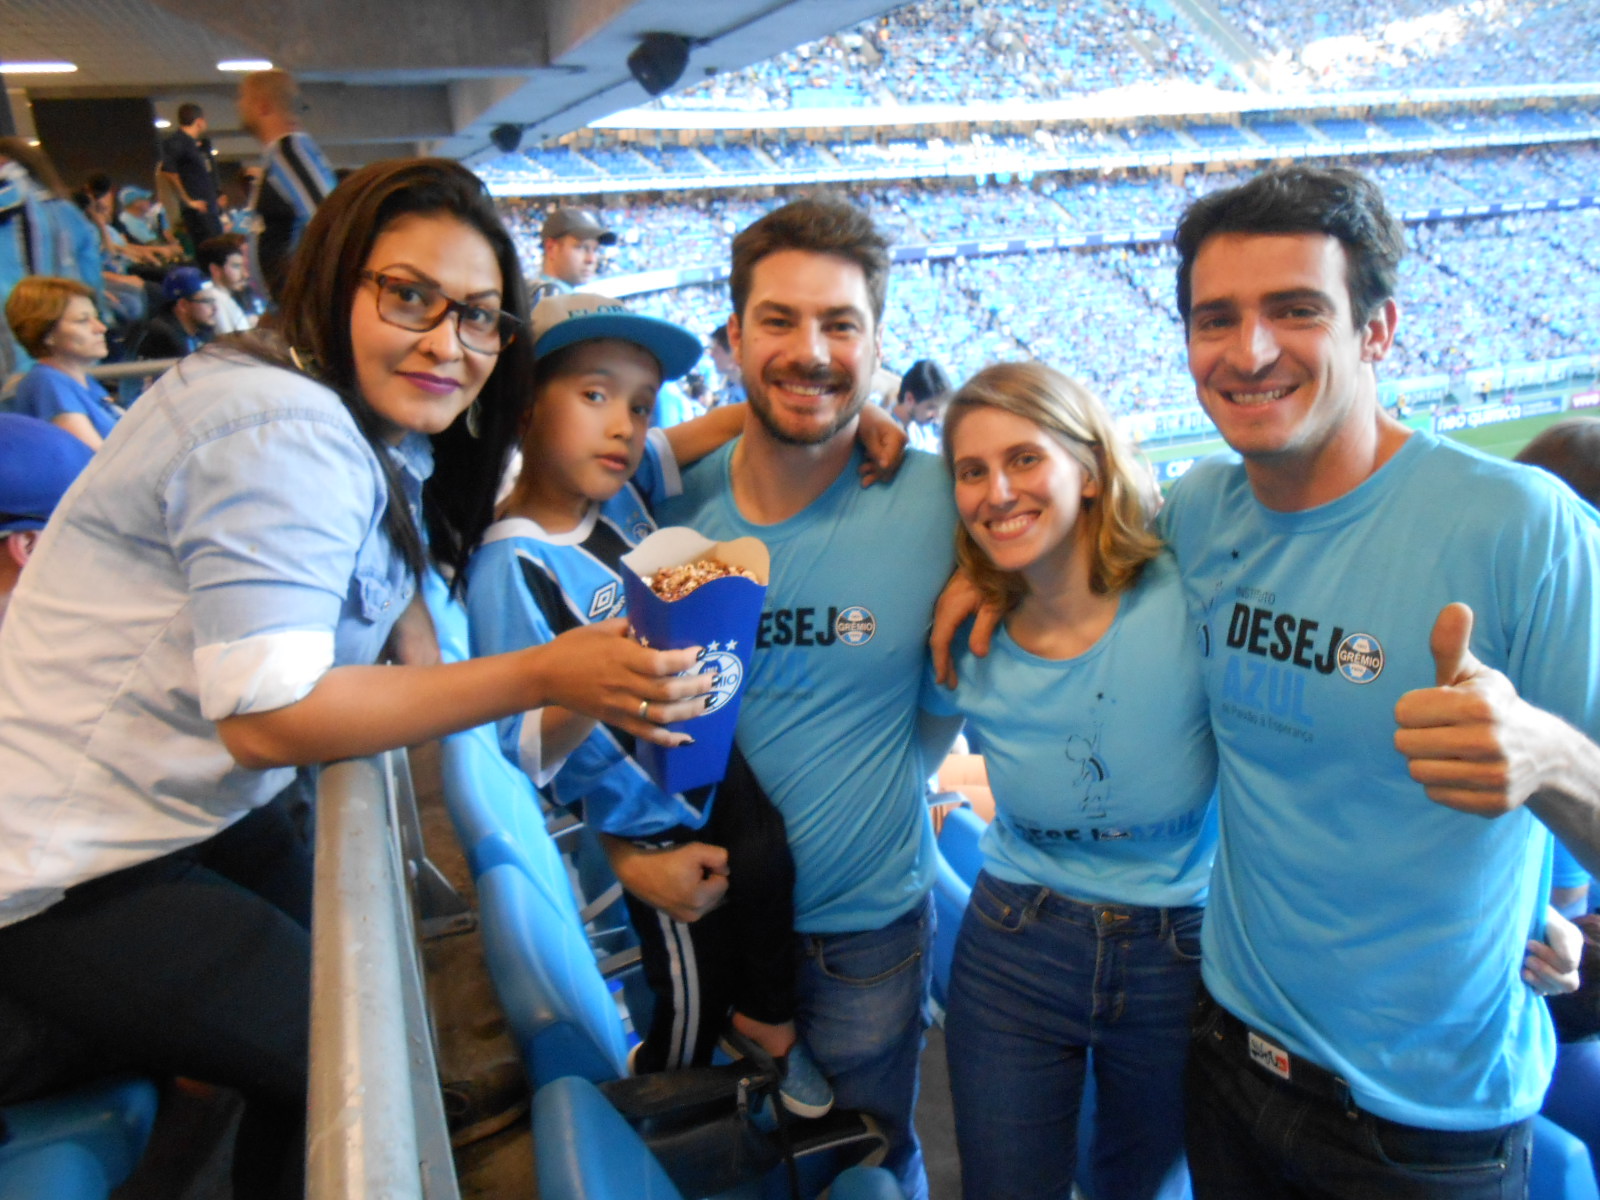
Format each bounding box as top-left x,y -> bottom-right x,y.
924,361 -> 1213,1200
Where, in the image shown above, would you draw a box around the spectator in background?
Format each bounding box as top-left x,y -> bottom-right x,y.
1513,413 -> 1600,1175
116,186 -> 164,246
0,414 -> 93,625
535,206 -> 615,296
1518,417 -> 1600,508
238,69 -> 337,305
0,138 -> 103,377
159,103 -> 222,250
1516,418 -> 1600,923
75,181 -> 167,277
136,267 -> 217,362
896,358 -> 951,454
4,277 -> 118,450
706,322 -> 746,406
198,234 -> 259,334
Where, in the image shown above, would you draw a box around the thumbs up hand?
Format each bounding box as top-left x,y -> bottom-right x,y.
1394,603 -> 1559,817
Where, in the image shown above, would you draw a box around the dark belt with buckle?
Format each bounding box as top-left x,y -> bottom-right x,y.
1196,985 -> 1359,1117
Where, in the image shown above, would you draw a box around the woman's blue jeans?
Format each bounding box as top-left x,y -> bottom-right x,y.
945,871 -> 1202,1200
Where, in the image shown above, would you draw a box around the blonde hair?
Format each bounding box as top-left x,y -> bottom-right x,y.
943,361 -> 1162,614
5,276 -> 96,358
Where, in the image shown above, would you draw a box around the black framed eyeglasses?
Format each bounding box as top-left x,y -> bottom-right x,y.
359,270 -> 520,355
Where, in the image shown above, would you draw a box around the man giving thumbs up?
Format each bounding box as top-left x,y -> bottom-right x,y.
1160,165 -> 1600,1198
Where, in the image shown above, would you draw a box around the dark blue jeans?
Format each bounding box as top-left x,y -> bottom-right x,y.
945,872 -> 1201,1200
795,894 -> 934,1200
1185,993 -> 1532,1199
0,788 -> 311,1200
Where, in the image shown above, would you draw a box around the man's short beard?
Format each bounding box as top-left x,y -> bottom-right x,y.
748,376 -> 870,447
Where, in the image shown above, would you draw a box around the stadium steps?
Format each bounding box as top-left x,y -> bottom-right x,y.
1166,0 -> 1273,89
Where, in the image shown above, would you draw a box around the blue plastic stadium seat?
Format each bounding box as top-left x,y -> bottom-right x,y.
0,1077 -> 158,1200
421,566 -> 470,664
1545,1040 -> 1600,1192
1532,1113 -> 1600,1200
534,1075 -> 905,1200
476,861 -> 630,1087
936,805 -> 986,889
439,722 -> 579,919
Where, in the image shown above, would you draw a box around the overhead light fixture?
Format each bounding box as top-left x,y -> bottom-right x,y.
217,59 -> 274,72
0,61 -> 78,74
154,117 -> 171,129
626,33 -> 690,96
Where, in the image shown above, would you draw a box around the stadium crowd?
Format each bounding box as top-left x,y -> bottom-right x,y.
662,0 -> 1227,110
657,0 -> 1600,109
472,103 -> 1600,196
494,143 -> 1600,412
1218,0 -> 1600,90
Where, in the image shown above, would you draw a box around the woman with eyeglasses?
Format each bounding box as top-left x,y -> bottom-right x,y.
0,159 -> 710,1199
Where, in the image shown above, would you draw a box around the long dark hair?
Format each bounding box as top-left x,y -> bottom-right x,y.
228,158 -> 532,585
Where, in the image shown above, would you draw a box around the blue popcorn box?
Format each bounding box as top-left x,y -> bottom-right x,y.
620,527 -> 770,793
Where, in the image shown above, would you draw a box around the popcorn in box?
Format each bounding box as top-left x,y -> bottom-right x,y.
620,527 -> 770,793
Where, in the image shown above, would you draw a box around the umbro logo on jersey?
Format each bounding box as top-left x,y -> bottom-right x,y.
588,582 -> 621,620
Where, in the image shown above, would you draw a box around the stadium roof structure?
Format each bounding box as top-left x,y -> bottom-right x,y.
0,0 -> 908,165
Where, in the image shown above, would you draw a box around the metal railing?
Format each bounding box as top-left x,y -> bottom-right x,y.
0,359 -> 178,404
307,752 -> 459,1200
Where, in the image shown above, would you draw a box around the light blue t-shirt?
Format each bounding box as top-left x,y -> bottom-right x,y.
11,364 -> 121,439
464,432 -> 708,837
1161,431 -> 1600,1130
921,552 -> 1216,908
659,444 -> 957,933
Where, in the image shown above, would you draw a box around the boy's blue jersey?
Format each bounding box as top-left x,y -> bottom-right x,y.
659,445 -> 958,933
1161,431 -> 1600,1130
465,431 -> 708,836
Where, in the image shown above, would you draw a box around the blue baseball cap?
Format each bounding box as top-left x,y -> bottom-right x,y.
0,414 -> 94,534
118,185 -> 153,207
162,266 -> 214,303
530,292 -> 702,381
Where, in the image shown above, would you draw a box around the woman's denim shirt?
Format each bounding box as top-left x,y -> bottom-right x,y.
0,351 -> 427,926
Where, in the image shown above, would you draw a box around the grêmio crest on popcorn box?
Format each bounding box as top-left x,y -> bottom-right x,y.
621,527 -> 770,793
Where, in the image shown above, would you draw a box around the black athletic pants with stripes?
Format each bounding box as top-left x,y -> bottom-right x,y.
623,745 -> 798,1072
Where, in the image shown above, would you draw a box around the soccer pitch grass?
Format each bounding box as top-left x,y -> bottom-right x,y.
1141,410 -> 1574,473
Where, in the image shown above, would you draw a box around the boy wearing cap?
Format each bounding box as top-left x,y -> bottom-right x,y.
535,207 -> 617,295
0,414 -> 93,625
463,292 -> 840,1112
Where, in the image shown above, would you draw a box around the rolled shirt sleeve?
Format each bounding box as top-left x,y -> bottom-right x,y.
165,409 -> 385,719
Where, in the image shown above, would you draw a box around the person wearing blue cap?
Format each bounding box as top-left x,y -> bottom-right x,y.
0,413 -> 93,624
465,291 -> 904,1114
135,265 -> 218,361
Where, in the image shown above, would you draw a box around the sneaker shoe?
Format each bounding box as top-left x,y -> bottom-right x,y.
776,1039 -> 833,1118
